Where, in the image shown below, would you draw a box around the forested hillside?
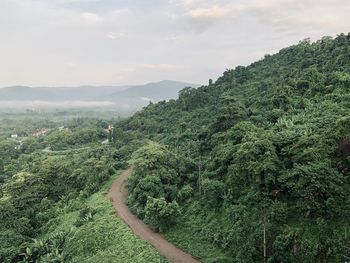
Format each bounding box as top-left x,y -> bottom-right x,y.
0,117 -> 166,262
1,34 -> 349,263
111,33 -> 350,262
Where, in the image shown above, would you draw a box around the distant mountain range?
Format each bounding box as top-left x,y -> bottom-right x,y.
0,80 -> 200,110
0,85 -> 129,101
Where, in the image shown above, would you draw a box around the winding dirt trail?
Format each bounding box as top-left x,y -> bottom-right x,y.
107,167 -> 201,263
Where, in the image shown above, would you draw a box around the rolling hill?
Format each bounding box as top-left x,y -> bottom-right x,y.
0,81 -> 200,111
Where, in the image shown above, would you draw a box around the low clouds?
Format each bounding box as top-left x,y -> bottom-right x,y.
0,0 -> 349,87
180,0 -> 350,34
80,12 -> 103,23
185,5 -> 237,22
106,31 -> 125,40
244,0 -> 348,33
184,3 -> 244,32
119,64 -> 178,75
138,64 -> 177,70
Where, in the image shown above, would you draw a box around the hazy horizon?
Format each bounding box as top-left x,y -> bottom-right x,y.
0,79 -> 200,89
0,80 -> 198,111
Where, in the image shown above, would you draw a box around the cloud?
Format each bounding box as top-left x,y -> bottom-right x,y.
163,35 -> 185,42
183,3 -> 244,32
185,3 -> 246,21
246,0 -> 350,34
66,62 -> 78,68
80,12 -> 103,23
166,12 -> 177,20
0,100 -> 115,109
137,64 -> 177,70
120,67 -> 135,73
186,5 -> 233,21
179,0 -> 350,34
168,0 -> 198,6
0,0 -> 349,87
106,31 -> 125,39
118,64 -> 177,76
180,0 -> 205,5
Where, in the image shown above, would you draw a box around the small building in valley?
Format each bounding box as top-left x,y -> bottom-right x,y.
32,128 -> 49,137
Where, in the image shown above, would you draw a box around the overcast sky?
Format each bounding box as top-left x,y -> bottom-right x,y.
0,0 -> 349,87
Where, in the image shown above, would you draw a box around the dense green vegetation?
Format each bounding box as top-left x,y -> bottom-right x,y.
0,116 -> 166,262
1,34 -> 350,263
110,34 -> 350,262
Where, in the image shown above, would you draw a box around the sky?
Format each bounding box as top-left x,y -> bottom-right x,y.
0,0 -> 349,87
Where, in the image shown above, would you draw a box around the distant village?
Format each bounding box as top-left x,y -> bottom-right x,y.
10,126 -> 69,150
11,126 -> 68,139
10,125 -> 113,150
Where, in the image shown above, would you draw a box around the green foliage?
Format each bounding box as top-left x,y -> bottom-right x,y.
127,142 -> 190,219
19,231 -> 66,263
0,116 -> 166,262
45,127 -> 106,151
213,94 -> 247,132
0,139 -> 19,161
62,182 -> 166,263
144,197 -> 180,232
0,229 -> 27,263
2,33 -> 350,262
21,138 -> 42,154
73,206 -> 96,227
115,33 -> 350,262
280,161 -> 345,217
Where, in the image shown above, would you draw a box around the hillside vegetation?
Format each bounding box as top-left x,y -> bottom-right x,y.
0,118 -> 166,262
111,33 -> 350,262
1,34 -> 349,263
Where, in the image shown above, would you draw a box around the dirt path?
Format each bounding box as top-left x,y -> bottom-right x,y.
107,167 -> 201,263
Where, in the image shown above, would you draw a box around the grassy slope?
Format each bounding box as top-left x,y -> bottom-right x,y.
165,202 -> 231,263
46,172 -> 168,263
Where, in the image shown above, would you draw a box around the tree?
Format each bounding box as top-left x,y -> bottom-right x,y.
0,158 -> 4,175
227,132 -> 280,195
1,172 -> 46,210
213,95 -> 247,132
0,140 -> 19,161
280,161 -> 344,217
144,197 -> 180,232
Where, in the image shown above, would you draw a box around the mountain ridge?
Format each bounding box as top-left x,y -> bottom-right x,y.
0,80 -> 200,103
